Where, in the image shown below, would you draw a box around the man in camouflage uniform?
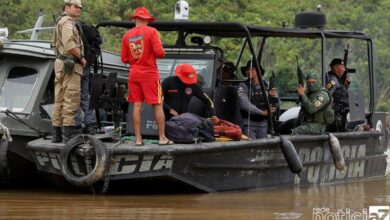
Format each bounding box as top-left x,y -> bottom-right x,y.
292,72 -> 334,135
52,0 -> 86,143
326,58 -> 350,132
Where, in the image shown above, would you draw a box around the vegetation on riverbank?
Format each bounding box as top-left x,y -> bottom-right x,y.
0,0 -> 389,112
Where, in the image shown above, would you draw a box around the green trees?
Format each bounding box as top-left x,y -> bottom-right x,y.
0,0 -> 388,111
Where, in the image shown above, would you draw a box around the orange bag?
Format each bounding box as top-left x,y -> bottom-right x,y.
213,119 -> 242,141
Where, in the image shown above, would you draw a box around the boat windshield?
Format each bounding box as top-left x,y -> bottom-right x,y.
0,66 -> 38,112
157,58 -> 214,89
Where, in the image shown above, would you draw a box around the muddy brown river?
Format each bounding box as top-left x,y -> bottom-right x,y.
0,177 -> 389,219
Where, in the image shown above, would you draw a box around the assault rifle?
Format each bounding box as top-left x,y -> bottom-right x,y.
296,56 -> 304,87
268,71 -> 280,124
296,56 -> 304,104
341,44 -> 356,88
269,71 -> 276,91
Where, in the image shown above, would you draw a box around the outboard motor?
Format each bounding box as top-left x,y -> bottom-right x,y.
175,0 -> 189,21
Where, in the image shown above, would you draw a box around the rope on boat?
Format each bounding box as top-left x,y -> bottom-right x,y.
0,121 -> 12,142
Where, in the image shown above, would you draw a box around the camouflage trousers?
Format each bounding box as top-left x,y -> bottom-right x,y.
291,123 -> 326,135
52,59 -> 81,127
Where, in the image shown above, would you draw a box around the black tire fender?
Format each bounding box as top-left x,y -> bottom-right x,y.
280,136 -> 303,174
60,134 -> 110,187
328,133 -> 345,171
0,139 -> 9,180
385,127 -> 389,149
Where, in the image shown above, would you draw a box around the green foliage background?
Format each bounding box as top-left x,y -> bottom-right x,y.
0,0 -> 389,111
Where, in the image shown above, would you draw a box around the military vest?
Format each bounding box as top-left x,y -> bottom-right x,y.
329,73 -> 349,116
301,88 -> 334,125
332,74 -> 348,100
241,81 -> 268,121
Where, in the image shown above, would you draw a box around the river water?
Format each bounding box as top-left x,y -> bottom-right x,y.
0,177 -> 389,219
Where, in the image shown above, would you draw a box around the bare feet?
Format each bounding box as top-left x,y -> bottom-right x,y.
159,139 -> 174,145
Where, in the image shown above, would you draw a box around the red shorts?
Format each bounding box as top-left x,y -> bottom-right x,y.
128,80 -> 163,104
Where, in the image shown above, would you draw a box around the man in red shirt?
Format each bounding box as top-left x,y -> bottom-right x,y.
121,7 -> 172,145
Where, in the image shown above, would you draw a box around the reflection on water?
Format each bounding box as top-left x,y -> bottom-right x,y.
1,177 -> 390,219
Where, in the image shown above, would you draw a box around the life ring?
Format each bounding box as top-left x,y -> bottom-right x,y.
60,134 -> 110,187
328,133 -> 345,171
280,136 -> 303,174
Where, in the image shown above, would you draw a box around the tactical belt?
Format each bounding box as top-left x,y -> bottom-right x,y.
57,54 -> 70,60
56,54 -> 81,63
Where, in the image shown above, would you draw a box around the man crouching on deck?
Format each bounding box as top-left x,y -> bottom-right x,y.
292,72 -> 334,135
121,7 -> 172,146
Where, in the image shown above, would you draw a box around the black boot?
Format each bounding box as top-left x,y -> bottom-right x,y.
51,127 -> 62,143
63,126 -> 75,143
73,126 -> 83,135
84,124 -> 96,135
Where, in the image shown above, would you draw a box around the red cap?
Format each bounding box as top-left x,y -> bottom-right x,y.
175,64 -> 198,85
131,7 -> 155,23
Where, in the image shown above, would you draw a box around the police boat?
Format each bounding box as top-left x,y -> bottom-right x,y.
26,5 -> 389,193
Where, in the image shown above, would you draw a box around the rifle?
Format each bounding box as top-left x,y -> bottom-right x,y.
296,56 -> 304,103
268,71 -> 280,124
341,44 -> 356,88
296,56 -> 304,86
269,70 -> 276,91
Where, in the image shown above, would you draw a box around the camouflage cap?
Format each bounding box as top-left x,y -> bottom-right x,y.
64,0 -> 82,8
305,72 -> 320,81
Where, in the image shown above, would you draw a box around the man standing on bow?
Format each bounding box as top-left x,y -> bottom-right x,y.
52,0 -> 86,143
121,7 -> 171,145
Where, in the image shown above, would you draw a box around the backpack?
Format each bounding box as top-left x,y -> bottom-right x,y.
77,21 -> 102,67
165,113 -> 215,143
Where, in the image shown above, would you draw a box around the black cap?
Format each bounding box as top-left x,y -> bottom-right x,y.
330,58 -> 344,67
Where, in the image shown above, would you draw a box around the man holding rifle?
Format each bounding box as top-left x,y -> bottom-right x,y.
326,58 -> 351,131
237,59 -> 279,139
292,73 -> 334,135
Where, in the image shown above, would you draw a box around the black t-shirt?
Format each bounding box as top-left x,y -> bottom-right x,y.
162,76 -> 216,119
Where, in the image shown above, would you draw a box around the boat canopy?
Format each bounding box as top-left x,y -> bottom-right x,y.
96,20 -> 371,40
